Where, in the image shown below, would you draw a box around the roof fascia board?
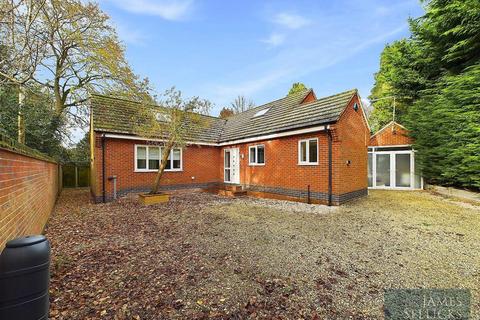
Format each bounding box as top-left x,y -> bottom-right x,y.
370,121 -> 407,139
101,133 -> 219,146
336,90 -> 359,123
357,93 -> 371,132
369,144 -> 412,148
100,124 -> 328,147
218,125 -> 327,146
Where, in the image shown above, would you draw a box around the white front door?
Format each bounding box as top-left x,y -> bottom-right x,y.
224,148 -> 240,184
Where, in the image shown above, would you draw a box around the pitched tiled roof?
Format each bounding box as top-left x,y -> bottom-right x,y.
90,94 -> 226,143
90,88 -> 357,143
218,89 -> 356,141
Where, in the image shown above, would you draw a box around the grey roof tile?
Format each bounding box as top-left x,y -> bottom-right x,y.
219,89 -> 356,141
90,95 -> 226,143
90,88 -> 357,143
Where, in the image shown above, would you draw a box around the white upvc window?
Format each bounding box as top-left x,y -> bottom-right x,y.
249,144 -> 265,165
298,138 -> 318,165
135,145 -> 182,172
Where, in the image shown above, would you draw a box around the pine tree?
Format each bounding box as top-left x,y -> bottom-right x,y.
369,0 -> 480,189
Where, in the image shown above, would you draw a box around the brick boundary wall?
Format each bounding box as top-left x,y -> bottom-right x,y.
0,146 -> 59,249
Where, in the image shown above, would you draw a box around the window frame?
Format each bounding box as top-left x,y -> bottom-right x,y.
248,144 -> 265,166
298,138 -> 319,165
134,144 -> 183,172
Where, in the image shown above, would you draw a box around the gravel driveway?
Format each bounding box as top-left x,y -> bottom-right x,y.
46,189 -> 480,319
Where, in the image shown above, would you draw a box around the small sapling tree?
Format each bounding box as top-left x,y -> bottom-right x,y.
134,87 -> 211,194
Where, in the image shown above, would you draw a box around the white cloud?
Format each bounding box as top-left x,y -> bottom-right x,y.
272,13 -> 311,29
213,69 -> 291,99
261,33 -> 285,47
106,0 -> 194,21
114,22 -> 148,45
209,24 -> 407,106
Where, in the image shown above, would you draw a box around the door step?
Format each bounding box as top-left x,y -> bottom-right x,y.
204,184 -> 246,197
224,184 -> 243,192
217,189 -> 247,197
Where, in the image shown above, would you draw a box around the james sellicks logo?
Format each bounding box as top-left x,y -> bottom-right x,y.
384,289 -> 471,320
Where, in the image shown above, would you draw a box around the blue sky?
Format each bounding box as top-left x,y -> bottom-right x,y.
99,0 -> 424,116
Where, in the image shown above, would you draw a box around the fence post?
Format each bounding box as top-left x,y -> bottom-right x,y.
74,165 -> 79,188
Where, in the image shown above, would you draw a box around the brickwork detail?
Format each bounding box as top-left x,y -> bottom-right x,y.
0,148 -> 59,248
244,183 -> 367,205
369,122 -> 412,146
92,136 -> 222,201
91,93 -> 370,205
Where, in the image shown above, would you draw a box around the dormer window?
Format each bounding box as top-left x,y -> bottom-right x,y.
155,112 -> 171,122
252,108 -> 270,118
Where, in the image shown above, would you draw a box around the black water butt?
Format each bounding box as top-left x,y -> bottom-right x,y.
0,235 -> 50,320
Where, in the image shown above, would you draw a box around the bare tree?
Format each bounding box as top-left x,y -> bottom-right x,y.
134,87 -> 211,194
230,95 -> 255,114
0,0 -> 47,142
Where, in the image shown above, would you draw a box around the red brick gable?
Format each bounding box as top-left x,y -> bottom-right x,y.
300,90 -> 317,104
369,121 -> 412,146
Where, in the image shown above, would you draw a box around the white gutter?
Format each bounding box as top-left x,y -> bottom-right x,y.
217,125 -> 327,146
368,144 -> 412,149
102,133 -> 218,146
102,124 -> 328,147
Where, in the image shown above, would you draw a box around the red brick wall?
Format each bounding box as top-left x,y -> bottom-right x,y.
0,148 -> 59,249
92,93 -> 370,204
370,122 -> 412,146
331,94 -> 370,194
220,94 -> 369,201
221,132 -> 330,194
92,134 -> 221,201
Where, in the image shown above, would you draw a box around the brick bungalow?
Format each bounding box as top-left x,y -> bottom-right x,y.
89,88 -> 371,205
368,121 -> 423,189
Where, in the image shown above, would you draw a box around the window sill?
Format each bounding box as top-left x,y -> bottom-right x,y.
135,169 -> 183,172
298,162 -> 318,166
248,163 -> 265,166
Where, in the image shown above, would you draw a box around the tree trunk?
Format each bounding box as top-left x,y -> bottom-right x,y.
53,75 -> 64,115
17,85 -> 26,144
151,139 -> 175,194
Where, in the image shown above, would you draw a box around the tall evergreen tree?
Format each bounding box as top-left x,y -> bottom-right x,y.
370,0 -> 480,189
368,40 -> 427,131
406,64 -> 480,188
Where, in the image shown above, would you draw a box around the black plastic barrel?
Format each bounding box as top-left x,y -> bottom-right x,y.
0,235 -> 50,320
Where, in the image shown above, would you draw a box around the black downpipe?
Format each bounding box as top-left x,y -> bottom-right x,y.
327,129 -> 333,206
307,185 -> 311,204
102,134 -> 106,203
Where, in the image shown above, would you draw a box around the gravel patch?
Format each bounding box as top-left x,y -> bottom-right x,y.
231,196 -> 339,215
46,189 -> 480,319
